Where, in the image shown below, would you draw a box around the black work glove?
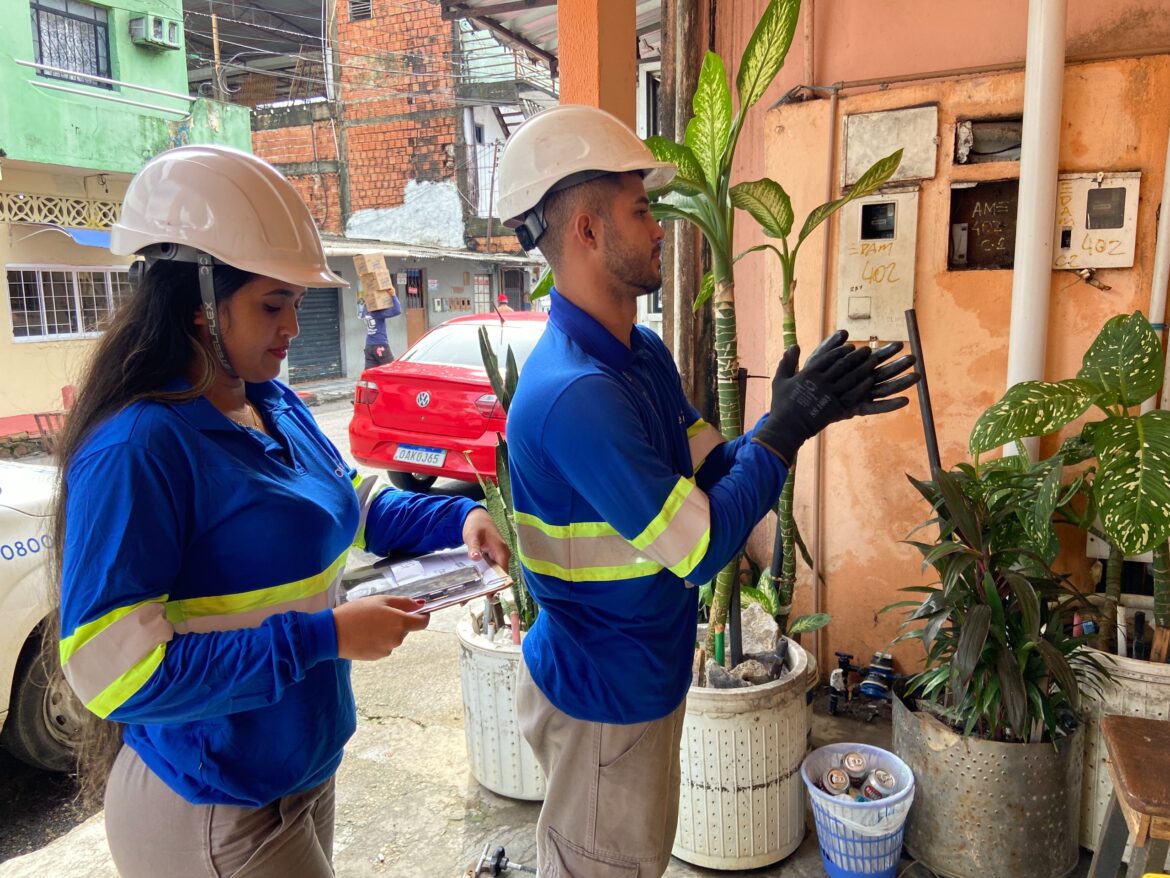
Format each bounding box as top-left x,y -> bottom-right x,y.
752,330 -> 920,465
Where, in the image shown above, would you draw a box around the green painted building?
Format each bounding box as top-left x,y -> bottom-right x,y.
0,0 -> 252,419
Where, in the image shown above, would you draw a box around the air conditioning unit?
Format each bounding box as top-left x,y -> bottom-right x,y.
129,15 -> 181,50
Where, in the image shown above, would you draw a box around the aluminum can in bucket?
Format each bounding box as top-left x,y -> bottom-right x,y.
842,750 -> 868,782
822,766 -> 851,796
862,768 -> 897,801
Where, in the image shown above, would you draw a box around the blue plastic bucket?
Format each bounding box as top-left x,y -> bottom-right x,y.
800,743 -> 915,878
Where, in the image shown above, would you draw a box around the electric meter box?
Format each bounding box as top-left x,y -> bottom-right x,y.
129,15 -> 181,50
835,190 -> 919,342
1052,171 -> 1140,270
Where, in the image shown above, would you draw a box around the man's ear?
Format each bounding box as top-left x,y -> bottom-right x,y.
573,210 -> 599,251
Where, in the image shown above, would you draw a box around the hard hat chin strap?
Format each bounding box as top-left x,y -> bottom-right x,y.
507,168 -> 618,253
137,243 -> 238,378
195,253 -> 238,378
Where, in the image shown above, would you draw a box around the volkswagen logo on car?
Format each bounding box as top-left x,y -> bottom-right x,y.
416,391 -> 431,408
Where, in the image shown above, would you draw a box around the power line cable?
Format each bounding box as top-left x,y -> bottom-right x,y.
184,25 -> 534,84
185,7 -> 525,67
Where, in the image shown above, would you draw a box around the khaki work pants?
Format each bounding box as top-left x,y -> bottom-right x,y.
104,745 -> 336,878
516,661 -> 686,877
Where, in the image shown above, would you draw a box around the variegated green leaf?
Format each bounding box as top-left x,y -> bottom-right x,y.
1026,460 -> 1063,550
788,612 -> 830,634
530,268 -> 554,301
850,149 -> 904,199
644,136 -> 706,195
740,585 -> 779,616
969,379 -> 1097,454
736,0 -> 800,109
730,178 -> 793,238
796,150 -> 903,249
1077,311 -> 1162,407
685,52 -> 732,190
1092,411 -> 1170,555
693,271 -> 715,312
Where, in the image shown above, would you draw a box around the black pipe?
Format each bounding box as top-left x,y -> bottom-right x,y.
905,308 -> 941,476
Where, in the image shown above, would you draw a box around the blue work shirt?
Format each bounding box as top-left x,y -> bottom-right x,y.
507,289 -> 789,724
59,380 -> 476,806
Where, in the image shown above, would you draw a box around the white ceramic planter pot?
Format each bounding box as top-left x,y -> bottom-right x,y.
456,618 -> 546,801
1080,647 -> 1170,850
672,640 -> 810,870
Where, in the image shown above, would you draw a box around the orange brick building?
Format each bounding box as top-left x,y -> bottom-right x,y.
241,0 -> 549,383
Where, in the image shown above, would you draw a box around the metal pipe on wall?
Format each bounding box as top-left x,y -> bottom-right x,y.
1004,0 -> 1067,458
1148,119 -> 1170,413
811,81 -> 838,674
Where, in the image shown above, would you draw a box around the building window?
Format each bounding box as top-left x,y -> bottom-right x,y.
6,266 -> 131,339
348,0 -> 372,21
473,274 -> 491,312
30,0 -> 111,87
404,268 -> 424,309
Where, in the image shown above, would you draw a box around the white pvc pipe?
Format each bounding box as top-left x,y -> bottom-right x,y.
1005,0 -> 1067,458
1149,120 -> 1170,412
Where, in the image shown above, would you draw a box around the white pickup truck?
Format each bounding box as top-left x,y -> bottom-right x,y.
0,461 -> 84,771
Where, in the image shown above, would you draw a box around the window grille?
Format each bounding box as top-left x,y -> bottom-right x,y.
348,0 -> 372,21
473,274 -> 491,312
6,265 -> 131,339
404,269 -> 424,309
30,0 -> 112,87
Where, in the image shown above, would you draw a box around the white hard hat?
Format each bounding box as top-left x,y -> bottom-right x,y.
112,144 -> 346,290
496,105 -> 676,251
112,144 -> 345,377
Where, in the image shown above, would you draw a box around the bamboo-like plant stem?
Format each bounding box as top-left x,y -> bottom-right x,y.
771,285 -> 799,631
1152,541 -> 1170,658
705,277 -> 742,664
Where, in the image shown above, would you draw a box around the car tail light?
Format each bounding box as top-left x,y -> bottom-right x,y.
355,380 -> 379,405
475,393 -> 501,418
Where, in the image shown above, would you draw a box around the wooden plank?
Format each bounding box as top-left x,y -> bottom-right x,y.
1102,715 -> 1170,819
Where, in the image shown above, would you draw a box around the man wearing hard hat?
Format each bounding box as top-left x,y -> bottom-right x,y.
498,105 -> 918,876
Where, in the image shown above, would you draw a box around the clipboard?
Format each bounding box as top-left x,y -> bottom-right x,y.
343,547 -> 511,614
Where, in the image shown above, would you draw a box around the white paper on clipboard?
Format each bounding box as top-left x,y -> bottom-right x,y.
344,547 -> 511,613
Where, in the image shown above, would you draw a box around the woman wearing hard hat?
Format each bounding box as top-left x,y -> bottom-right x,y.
50,145 -> 508,877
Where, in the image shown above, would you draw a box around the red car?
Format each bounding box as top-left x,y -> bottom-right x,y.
349,312 -> 548,491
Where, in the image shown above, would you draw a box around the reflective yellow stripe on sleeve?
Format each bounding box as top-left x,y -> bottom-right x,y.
60,549 -> 349,719
351,472 -> 387,551
513,512 -> 663,582
687,419 -> 725,474
630,476 -> 711,578
60,597 -> 173,719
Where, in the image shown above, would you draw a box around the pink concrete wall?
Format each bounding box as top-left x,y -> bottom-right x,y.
714,0 -> 1170,671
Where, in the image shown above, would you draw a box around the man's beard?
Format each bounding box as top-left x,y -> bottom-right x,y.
603,232 -> 662,295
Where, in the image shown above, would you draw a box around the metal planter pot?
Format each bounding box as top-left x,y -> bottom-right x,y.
891,697 -> 1083,878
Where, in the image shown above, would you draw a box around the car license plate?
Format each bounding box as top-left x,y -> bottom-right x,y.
393,444 -> 446,467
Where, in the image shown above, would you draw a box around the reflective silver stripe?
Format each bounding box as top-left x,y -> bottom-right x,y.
515,521 -> 658,573
353,474 -> 383,549
688,423 -> 725,472
62,602 -> 173,707
640,483 -> 711,571
174,582 -> 335,633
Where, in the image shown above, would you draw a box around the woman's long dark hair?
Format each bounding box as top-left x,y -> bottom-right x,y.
49,259 -> 251,805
